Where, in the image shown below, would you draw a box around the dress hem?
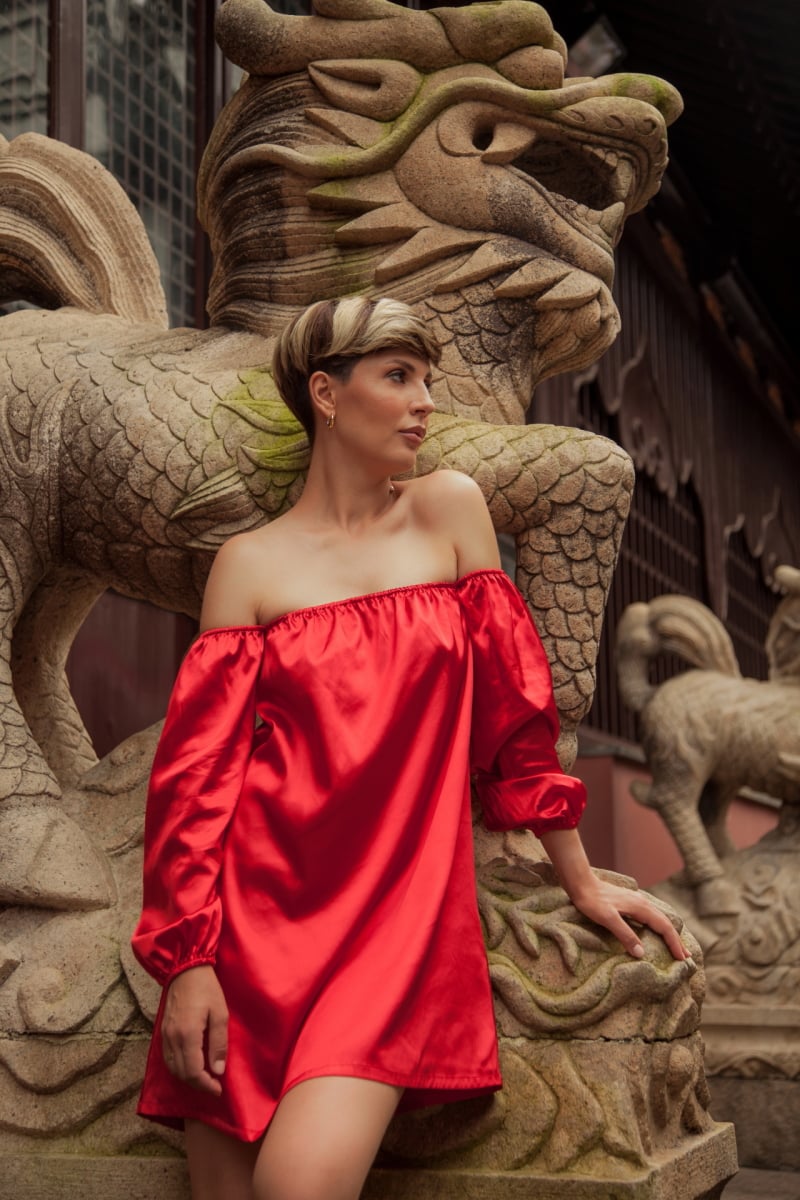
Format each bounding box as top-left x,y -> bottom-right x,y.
137,1065 -> 503,1143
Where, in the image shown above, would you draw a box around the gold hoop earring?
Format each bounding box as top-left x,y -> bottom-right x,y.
326,410 -> 336,430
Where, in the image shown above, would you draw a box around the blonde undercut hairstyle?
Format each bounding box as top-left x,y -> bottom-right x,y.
272,296 -> 441,445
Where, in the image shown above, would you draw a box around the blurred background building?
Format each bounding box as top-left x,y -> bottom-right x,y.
1,0 -> 798,879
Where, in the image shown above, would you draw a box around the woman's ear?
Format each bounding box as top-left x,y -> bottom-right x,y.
308,370 -> 335,420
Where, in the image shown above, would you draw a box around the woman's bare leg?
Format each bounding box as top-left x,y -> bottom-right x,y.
252,1076 -> 403,1200
185,1118 -> 261,1200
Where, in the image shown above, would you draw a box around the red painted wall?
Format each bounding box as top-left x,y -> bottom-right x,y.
574,754 -> 778,889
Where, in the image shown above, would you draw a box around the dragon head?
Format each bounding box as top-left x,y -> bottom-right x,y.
200,0 -> 681,422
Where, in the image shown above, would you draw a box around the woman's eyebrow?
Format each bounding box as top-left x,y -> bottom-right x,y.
386,356 -> 430,379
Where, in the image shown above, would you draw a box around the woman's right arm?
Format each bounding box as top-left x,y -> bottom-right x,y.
197,534 -> 265,632
132,537 -> 266,1092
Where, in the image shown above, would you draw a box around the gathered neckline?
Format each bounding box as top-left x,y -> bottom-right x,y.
195,568 -> 509,641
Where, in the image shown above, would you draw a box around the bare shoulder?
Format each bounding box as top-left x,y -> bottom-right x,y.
199,522 -> 288,631
406,468 -> 485,514
405,470 -> 500,575
209,523 -> 282,578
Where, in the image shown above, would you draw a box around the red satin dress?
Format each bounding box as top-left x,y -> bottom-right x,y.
132,569 -> 586,1140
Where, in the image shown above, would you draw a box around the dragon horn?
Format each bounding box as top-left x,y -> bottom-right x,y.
215,0 -> 563,76
215,0 -> 455,75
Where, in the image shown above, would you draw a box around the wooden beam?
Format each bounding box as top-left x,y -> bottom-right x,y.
48,0 -> 85,148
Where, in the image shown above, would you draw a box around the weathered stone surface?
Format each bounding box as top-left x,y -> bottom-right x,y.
0,1136 -> 739,1200
0,1156 -> 190,1200
366,1125 -> 737,1199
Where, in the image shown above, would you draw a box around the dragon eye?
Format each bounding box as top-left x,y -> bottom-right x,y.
473,126 -> 494,153
437,105 -> 537,163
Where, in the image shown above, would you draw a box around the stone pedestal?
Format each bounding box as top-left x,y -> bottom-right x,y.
0,1157 -> 190,1200
703,1004 -> 800,1171
366,1127 -> 737,1200
651,821 -> 800,1174
0,1126 -> 736,1200
708,1078 -> 800,1173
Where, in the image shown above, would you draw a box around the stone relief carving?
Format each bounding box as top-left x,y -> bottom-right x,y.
617,565 -> 800,1094
0,0 -> 734,1193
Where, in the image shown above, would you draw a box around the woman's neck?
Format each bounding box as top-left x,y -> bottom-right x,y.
293,451 -> 397,534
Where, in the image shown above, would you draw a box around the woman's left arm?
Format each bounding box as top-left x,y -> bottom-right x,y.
539,828 -> 690,961
440,476 -> 690,963
414,469 -> 501,576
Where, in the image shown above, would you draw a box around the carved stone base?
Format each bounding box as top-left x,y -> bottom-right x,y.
702,1003 -> 800,1082
707,1077 -> 800,1172
0,1156 -> 190,1200
650,838 -> 800,1173
367,1131 -> 737,1198
0,1125 -> 737,1200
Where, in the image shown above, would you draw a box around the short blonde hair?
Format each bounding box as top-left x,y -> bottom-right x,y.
272,297 -> 441,444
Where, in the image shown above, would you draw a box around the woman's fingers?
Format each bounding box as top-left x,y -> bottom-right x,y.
575,884 -> 691,962
208,1002 -> 229,1077
161,966 -> 228,1095
586,902 -> 645,958
163,1020 -> 224,1096
634,902 -> 689,961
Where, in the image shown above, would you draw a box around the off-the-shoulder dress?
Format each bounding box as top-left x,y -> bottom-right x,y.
132,569 -> 586,1141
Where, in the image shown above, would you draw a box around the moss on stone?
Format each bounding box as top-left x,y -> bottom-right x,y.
222,369 -> 310,473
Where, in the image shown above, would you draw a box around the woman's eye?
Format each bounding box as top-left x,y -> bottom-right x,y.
388,370 -> 405,382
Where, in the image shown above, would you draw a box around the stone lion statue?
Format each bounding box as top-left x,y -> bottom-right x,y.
617,563 -> 800,918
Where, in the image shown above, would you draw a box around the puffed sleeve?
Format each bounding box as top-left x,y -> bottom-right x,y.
458,570 -> 587,837
131,628 -> 264,986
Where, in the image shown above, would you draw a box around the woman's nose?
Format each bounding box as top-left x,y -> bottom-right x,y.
414,386 -> 435,414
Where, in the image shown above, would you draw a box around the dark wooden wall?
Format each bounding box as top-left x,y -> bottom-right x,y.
535,213 -> 798,746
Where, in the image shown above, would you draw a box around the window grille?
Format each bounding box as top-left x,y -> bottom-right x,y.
725,527 -> 778,681
575,381 -> 708,743
85,0 -> 198,327
0,0 -> 48,139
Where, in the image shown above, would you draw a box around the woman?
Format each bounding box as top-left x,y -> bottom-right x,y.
132,296 -> 688,1200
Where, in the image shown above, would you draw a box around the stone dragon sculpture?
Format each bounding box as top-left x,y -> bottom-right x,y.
0,0 -> 681,897
0,2 -> 733,1193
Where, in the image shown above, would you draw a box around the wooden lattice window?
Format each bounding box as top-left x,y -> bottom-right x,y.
85,0 -> 198,326
725,528 -> 778,681
574,381 -> 707,744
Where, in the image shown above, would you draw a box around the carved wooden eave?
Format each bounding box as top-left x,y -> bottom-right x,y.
536,205 -> 800,620
545,0 -> 800,419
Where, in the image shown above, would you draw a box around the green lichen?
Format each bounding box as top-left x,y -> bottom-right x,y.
222,369 -> 310,473
609,72 -> 679,120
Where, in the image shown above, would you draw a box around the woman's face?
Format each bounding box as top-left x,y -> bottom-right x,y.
314,349 -> 435,471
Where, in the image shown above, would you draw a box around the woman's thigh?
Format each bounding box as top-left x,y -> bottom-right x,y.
185,1117 -> 261,1200
253,1076 -> 404,1200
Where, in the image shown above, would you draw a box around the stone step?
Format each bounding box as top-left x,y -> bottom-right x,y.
724,1169 -> 800,1199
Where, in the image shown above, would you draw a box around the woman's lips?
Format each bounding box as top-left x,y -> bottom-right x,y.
399,428 -> 425,447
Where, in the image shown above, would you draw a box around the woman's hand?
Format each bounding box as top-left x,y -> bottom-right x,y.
539,828 -> 690,962
567,874 -> 690,961
161,964 -> 229,1096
